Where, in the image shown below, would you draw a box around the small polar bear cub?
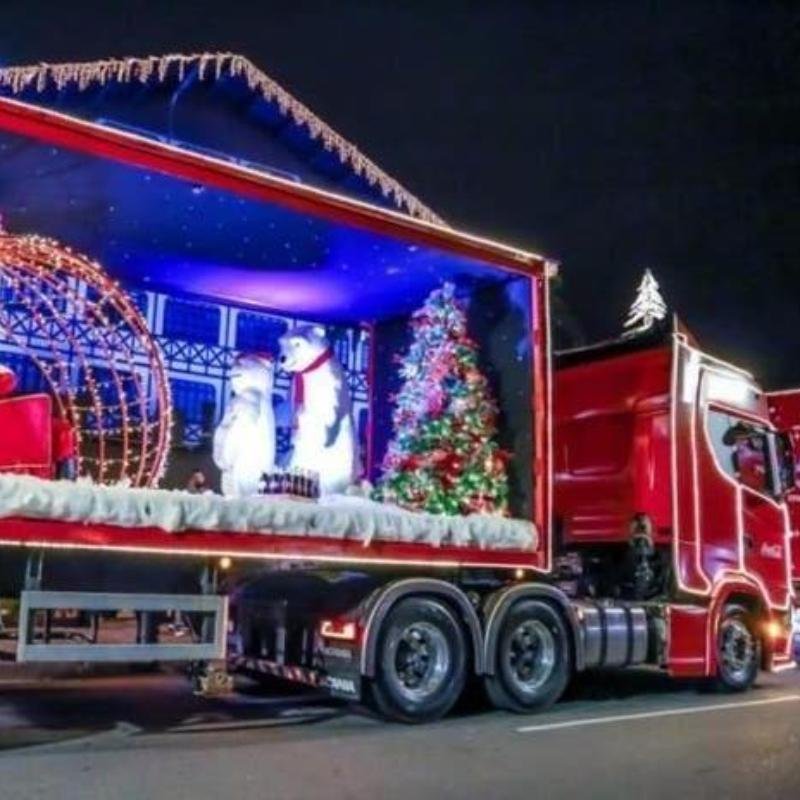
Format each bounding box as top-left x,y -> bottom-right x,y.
213,353 -> 276,498
279,325 -> 358,495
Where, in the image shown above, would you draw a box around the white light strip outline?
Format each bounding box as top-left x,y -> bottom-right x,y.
683,341 -> 755,381
766,387 -> 800,398
543,269 -> 555,573
670,336 -> 712,595
516,694 -> 800,735
689,355 -> 713,591
0,537 -> 543,572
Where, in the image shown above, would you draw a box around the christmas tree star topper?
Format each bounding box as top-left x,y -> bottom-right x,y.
624,269 -> 668,335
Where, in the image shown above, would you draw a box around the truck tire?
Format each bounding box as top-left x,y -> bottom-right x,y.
484,599 -> 572,713
714,605 -> 760,692
364,597 -> 467,723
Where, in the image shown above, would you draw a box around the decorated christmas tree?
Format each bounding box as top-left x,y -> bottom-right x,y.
377,283 -> 509,516
623,269 -> 668,335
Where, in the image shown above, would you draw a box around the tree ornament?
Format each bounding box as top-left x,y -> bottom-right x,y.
623,269 -> 668,335
376,283 -> 510,516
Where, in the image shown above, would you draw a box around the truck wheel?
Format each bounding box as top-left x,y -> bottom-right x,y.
364,597 -> 467,723
714,605 -> 760,692
485,599 -> 571,713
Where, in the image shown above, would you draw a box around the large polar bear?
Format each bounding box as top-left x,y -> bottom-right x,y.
279,325 -> 358,495
213,353 -> 276,498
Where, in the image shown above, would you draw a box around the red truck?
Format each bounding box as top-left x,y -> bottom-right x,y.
766,389 -> 800,656
0,95 -> 795,723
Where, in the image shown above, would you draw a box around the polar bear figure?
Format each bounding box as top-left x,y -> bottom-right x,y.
213,353 -> 276,498
279,325 -> 358,495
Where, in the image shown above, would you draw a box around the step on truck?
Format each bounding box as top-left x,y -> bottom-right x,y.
0,95 -> 795,723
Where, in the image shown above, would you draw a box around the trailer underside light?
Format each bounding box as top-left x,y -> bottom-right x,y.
219,556 -> 233,570
320,619 -> 358,641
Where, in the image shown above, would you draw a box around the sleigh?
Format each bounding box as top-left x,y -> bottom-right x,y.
0,394 -> 74,479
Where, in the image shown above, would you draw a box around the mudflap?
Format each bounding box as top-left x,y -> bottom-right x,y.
319,641 -> 362,702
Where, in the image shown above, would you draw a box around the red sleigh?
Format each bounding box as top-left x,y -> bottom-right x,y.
0,374 -> 75,479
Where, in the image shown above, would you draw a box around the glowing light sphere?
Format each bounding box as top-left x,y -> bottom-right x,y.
0,227 -> 171,486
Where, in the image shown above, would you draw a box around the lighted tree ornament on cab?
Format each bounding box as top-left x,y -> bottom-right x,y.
377,283 -> 510,517
0,225 -> 171,485
623,268 -> 668,335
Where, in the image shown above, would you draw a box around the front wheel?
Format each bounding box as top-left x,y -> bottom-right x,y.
484,599 -> 572,713
714,605 -> 760,692
363,597 -> 467,723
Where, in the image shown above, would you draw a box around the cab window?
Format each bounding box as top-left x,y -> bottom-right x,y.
707,410 -> 771,495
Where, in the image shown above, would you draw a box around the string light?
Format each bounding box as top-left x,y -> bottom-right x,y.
0,227 -> 171,486
0,52 -> 442,225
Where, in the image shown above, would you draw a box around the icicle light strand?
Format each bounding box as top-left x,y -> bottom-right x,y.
0,52 -> 443,225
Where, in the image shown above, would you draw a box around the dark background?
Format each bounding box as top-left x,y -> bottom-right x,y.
3,0 -> 799,386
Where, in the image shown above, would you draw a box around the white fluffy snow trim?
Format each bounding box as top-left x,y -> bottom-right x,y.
0,474 -> 537,552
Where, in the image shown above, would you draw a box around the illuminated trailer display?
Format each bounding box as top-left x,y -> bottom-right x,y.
0,81 -> 795,723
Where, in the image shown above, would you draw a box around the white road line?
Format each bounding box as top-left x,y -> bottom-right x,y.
517,694 -> 800,735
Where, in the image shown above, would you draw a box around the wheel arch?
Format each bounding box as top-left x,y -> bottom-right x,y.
359,578 -> 484,677
708,576 -> 772,674
482,583 -> 584,675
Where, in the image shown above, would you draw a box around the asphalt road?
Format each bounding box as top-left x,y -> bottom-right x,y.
1,667 -> 799,800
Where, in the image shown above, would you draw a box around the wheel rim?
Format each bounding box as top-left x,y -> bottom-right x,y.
720,618 -> 756,683
388,621 -> 450,703
505,619 -> 557,694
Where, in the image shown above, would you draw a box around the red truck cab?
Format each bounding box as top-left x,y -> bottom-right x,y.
555,327 -> 795,673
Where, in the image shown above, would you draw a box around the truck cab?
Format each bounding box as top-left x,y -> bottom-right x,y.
555,327 -> 795,674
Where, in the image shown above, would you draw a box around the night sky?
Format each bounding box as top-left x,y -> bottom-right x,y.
3,1 -> 799,387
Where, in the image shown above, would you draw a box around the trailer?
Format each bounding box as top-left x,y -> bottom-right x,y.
0,93 -> 795,724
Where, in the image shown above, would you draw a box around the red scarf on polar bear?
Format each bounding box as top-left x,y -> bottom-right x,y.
293,347 -> 334,412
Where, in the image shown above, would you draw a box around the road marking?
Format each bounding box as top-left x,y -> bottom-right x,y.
517,694 -> 800,734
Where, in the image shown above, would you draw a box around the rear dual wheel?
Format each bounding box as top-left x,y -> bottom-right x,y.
484,599 -> 572,713
364,595 -> 573,721
364,597 -> 468,724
